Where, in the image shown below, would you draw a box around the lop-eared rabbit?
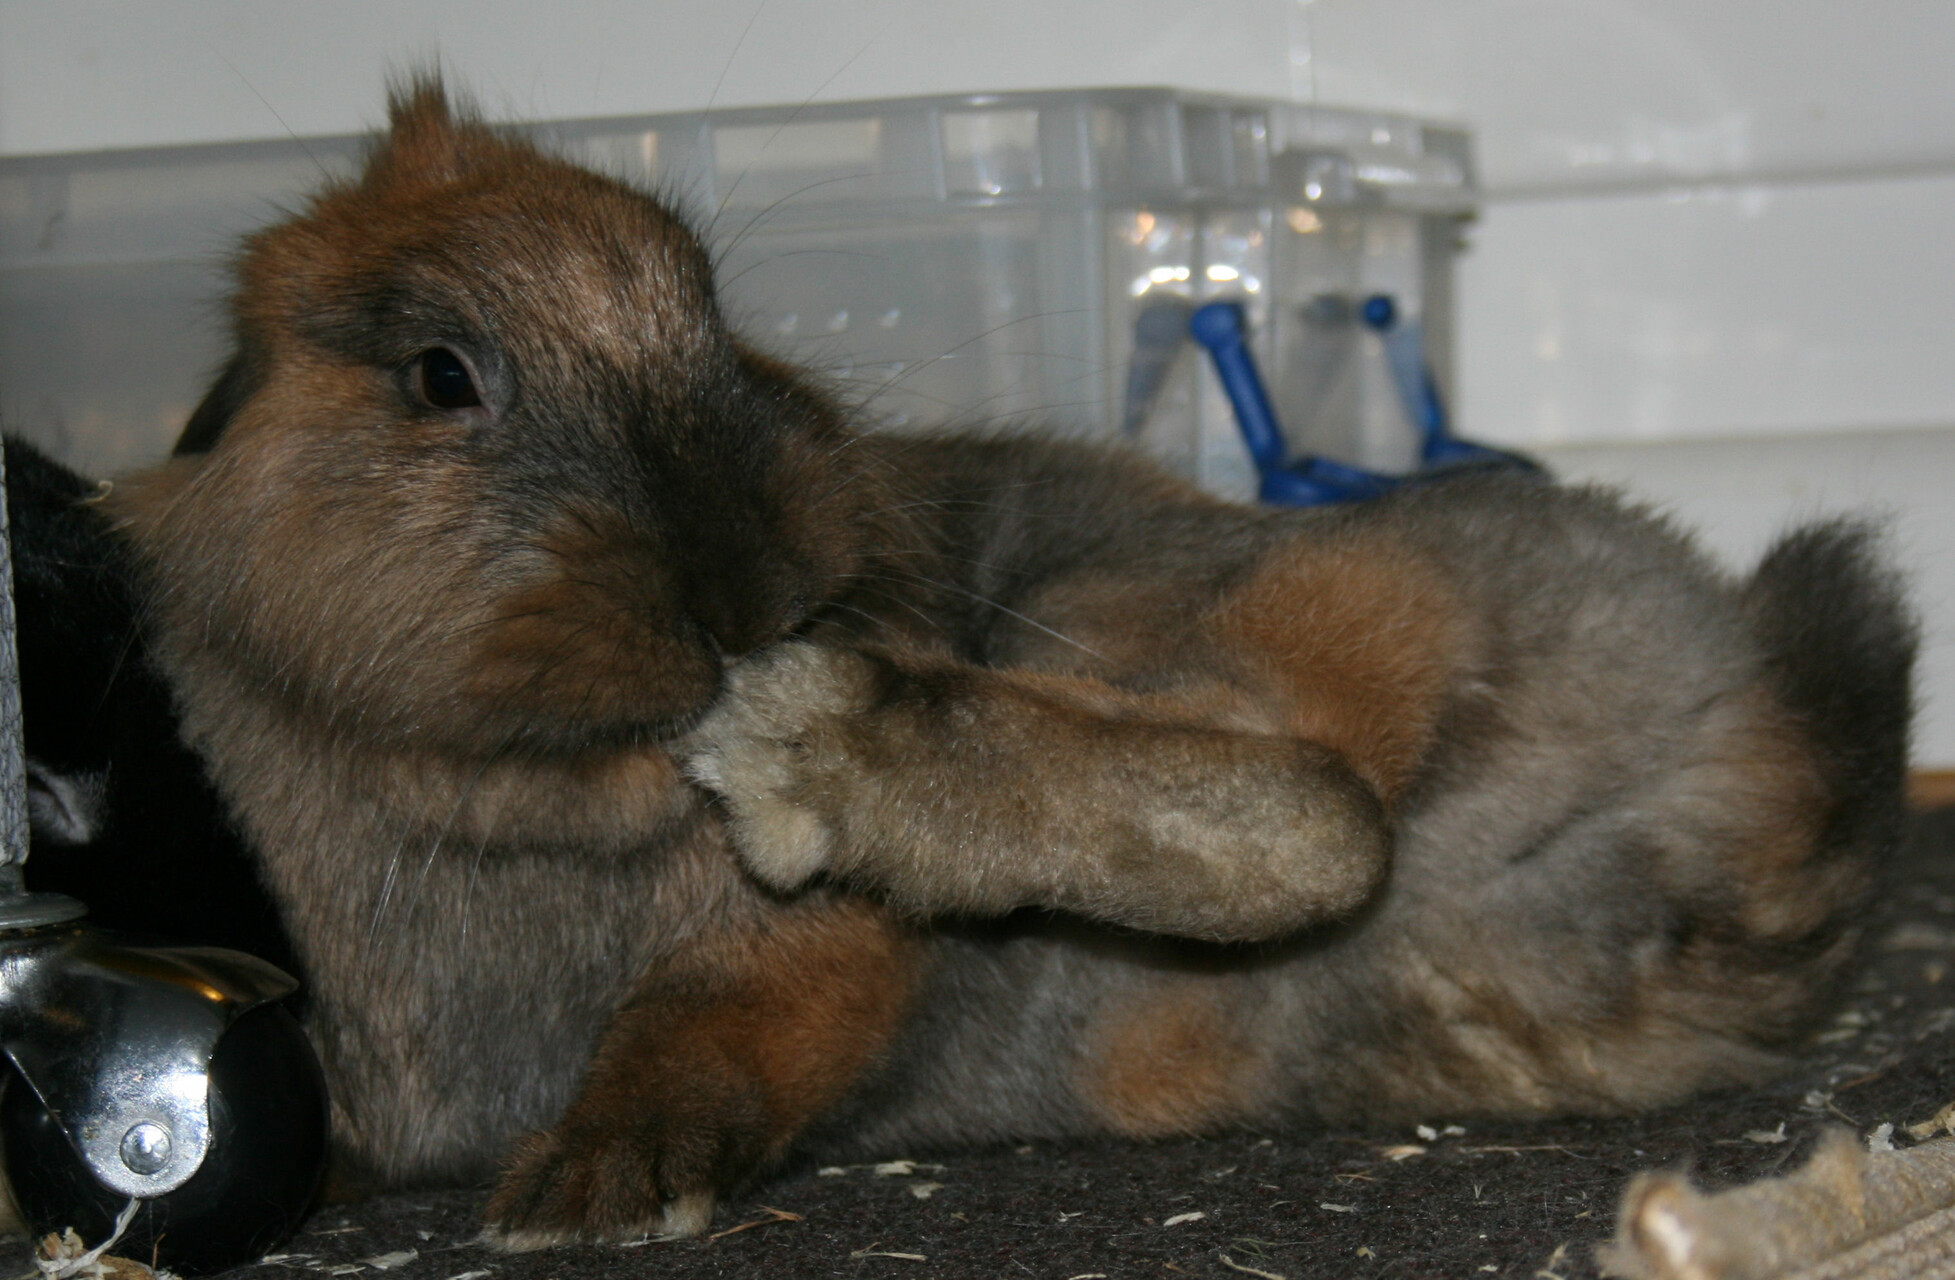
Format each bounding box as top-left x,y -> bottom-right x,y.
107,80 -> 1914,1247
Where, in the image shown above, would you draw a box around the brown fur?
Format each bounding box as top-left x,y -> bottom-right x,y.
487,898 -> 921,1245
1209,535 -> 1473,799
105,78 -> 1914,1249
1080,977 -> 1273,1138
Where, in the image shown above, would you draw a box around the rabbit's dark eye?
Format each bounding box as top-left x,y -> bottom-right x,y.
416,347 -> 481,410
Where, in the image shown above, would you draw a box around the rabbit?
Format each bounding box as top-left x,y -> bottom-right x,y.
101,78 -> 1915,1249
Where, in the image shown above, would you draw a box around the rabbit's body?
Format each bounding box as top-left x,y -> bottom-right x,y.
106,83 -> 1914,1246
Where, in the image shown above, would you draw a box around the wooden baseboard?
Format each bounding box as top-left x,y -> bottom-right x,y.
1912,771 -> 1955,812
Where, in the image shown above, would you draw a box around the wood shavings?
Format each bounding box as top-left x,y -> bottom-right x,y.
1217,1255 -> 1285,1279
907,1182 -> 942,1200
706,1206 -> 803,1240
1883,922 -> 1955,951
1867,1122 -> 1896,1153
1162,1212 -> 1206,1227
817,1159 -> 945,1177
33,1221 -> 169,1280
1381,1144 -> 1427,1161
1743,1123 -> 1789,1144
1908,1100 -> 1955,1140
360,1252 -> 417,1271
33,1203 -> 156,1280
849,1244 -> 927,1261
1918,1008 -> 1955,1039
441,1272 -> 493,1280
1318,1203 -> 1357,1214
1464,1144 -> 1581,1156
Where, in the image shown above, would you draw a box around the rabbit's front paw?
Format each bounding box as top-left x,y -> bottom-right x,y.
482,1114 -> 723,1249
681,643 -> 877,892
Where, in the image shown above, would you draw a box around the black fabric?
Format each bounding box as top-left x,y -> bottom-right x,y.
4,436 -> 301,982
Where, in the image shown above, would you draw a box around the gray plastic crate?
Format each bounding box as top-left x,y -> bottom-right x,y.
1,89 -> 1473,496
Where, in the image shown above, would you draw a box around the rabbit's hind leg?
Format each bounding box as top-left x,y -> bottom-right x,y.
1199,528 -> 1473,805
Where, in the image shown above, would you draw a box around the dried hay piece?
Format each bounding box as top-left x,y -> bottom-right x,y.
706,1206 -> 803,1239
360,1251 -> 418,1270
33,1228 -> 170,1280
1600,1128 -> 1955,1279
849,1244 -> 927,1261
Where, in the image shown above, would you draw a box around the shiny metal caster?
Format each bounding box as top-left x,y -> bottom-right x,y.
0,901 -> 329,1275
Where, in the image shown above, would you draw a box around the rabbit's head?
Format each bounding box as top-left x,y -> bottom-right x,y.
115,79 -> 880,757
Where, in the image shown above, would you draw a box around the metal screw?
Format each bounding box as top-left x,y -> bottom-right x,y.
119,1122 -> 172,1175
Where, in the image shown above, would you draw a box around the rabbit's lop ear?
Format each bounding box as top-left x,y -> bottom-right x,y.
364,73 -> 497,190
173,345 -> 265,456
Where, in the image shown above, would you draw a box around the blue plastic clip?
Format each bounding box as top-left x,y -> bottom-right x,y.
1359,295 -> 1537,473
1189,297 -> 1541,507
1188,301 -> 1397,506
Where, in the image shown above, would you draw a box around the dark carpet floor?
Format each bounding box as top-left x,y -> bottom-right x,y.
12,807 -> 1955,1280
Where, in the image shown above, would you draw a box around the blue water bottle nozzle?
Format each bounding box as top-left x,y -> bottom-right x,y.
1188,302 -> 1287,473
1360,293 -> 1543,474
1189,295 -> 1543,508
1190,301 -> 1400,506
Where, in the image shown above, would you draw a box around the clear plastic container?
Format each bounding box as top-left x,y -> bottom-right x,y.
1,89 -> 1473,494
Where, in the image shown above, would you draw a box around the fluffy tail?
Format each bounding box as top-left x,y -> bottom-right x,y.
1746,520 -> 1918,866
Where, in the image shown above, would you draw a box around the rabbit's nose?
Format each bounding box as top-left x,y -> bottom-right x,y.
684,575 -> 807,661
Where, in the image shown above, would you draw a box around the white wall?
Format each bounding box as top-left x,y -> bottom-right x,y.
0,0 -> 1316,154
1299,2 -> 1955,766
3,0 -> 1951,763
